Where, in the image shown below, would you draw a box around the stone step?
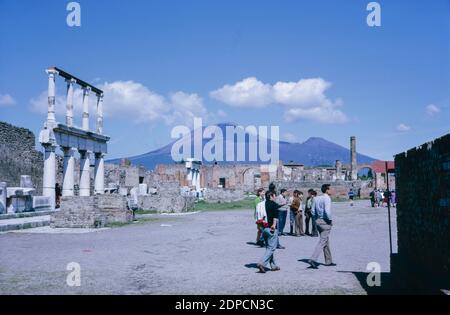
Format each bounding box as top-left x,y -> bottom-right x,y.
0,210 -> 56,220
0,215 -> 50,232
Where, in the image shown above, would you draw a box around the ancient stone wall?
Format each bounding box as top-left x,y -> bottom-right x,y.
51,195 -> 132,228
394,134 -> 450,281
204,188 -> 246,203
274,180 -> 372,198
0,121 -> 44,194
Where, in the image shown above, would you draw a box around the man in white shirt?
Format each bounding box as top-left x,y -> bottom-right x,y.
308,184 -> 336,269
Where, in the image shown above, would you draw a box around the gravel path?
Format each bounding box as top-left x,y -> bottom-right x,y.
0,200 -> 397,295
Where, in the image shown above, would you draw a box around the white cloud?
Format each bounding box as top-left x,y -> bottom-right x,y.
283,132 -> 297,143
210,77 -> 348,124
30,80 -> 208,127
210,77 -> 272,108
217,109 -> 227,118
396,123 -> 411,132
426,104 -> 440,116
0,93 -> 16,106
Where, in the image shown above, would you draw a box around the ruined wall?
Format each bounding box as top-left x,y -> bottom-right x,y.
394,134 -> 450,281
0,121 -> 44,194
274,180 -> 372,198
204,188 -> 246,203
51,195 -> 132,228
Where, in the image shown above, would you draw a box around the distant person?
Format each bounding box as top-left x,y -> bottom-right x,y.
308,184 -> 336,269
276,189 -> 289,236
390,190 -> 396,207
294,190 -> 305,236
55,183 -> 62,209
348,188 -> 355,206
289,190 -> 300,236
254,188 -> 266,247
305,190 -> 319,237
257,191 -> 282,273
369,189 -> 376,207
126,193 -> 138,220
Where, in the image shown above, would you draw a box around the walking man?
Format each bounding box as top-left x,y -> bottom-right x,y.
308,184 -> 336,269
305,189 -> 318,237
257,191 -> 282,273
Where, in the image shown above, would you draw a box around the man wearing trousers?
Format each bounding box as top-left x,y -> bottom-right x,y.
308,184 -> 337,269
257,191 -> 282,273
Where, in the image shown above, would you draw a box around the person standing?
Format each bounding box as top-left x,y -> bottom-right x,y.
308,184 -> 336,269
348,188 -> 355,207
276,189 -> 289,236
305,190 -> 318,237
55,183 -> 62,209
370,189 -> 376,207
257,191 -> 283,273
294,190 -> 305,236
254,188 -> 266,246
289,190 -> 300,236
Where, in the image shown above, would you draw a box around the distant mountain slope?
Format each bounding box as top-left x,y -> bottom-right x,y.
107,123 -> 376,170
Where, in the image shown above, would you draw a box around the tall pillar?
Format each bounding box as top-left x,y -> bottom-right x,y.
335,160 -> 342,181
94,153 -> 104,195
46,69 -> 58,127
43,144 -> 56,209
62,147 -> 75,196
79,150 -> 90,196
96,94 -> 103,134
350,136 -> 357,181
66,79 -> 75,127
195,170 -> 201,191
187,168 -> 193,182
82,87 -> 90,131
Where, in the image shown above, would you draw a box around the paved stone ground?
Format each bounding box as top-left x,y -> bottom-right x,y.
0,200 -> 397,295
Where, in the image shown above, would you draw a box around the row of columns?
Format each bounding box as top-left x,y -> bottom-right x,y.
42,69 -> 106,209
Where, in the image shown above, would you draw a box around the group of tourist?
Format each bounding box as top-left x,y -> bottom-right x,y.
253,183 -> 336,273
369,189 -> 396,208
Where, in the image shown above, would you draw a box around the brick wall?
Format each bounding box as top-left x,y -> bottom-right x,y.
394,133 -> 450,281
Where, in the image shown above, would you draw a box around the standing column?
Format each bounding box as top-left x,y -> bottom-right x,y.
66,79 -> 75,127
195,170 -> 201,191
79,150 -> 90,196
96,94 -> 104,134
187,168 -> 193,183
43,144 -> 56,209
46,68 -> 58,127
62,147 -> 75,196
82,87 -> 90,131
94,153 -> 105,195
335,160 -> 342,181
350,136 -> 357,180
0,182 -> 7,214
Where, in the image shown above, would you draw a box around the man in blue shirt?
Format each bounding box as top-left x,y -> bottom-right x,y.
308,184 -> 336,269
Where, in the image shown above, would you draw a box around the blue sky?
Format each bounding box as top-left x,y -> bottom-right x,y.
0,0 -> 449,161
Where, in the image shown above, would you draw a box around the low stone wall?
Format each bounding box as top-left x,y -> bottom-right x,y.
51,195 -> 132,228
204,188 -> 246,203
394,133 -> 449,286
138,194 -> 195,213
274,180 -> 373,198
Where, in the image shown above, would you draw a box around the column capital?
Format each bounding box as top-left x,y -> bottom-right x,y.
46,68 -> 58,76
65,78 -> 76,84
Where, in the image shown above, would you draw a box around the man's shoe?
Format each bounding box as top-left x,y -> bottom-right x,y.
271,266 -> 280,271
277,245 -> 285,249
311,234 -> 319,237
324,263 -> 337,267
308,260 -> 319,269
257,264 -> 266,273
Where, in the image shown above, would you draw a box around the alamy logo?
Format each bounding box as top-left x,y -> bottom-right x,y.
366,262 -> 381,287
170,118 -> 280,164
66,262 -> 81,287
366,2 -> 381,27
66,2 -> 81,27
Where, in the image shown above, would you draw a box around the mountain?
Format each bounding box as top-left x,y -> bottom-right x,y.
107,123 -> 376,170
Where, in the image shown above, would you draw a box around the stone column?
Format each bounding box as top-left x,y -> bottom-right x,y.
0,182 -> 6,214
96,94 -> 103,134
66,79 -> 75,127
82,87 -> 90,131
43,144 -> 56,209
62,147 -> 75,196
46,69 -> 58,126
195,170 -> 201,191
187,168 -> 193,183
192,170 -> 197,189
94,153 -> 105,195
335,160 -> 342,181
350,136 -> 357,181
79,150 -> 90,196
